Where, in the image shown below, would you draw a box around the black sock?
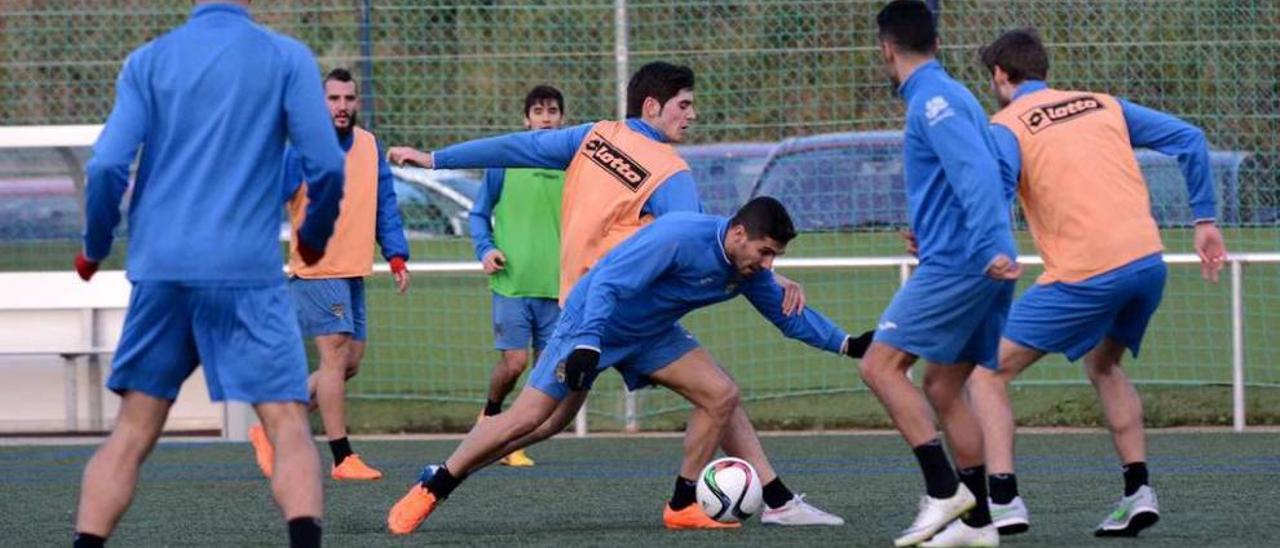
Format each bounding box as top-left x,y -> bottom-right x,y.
762,477 -> 795,509
1122,462 -> 1149,496
72,532 -> 106,548
287,517 -> 322,548
424,465 -> 464,499
669,476 -> 698,510
989,473 -> 1019,505
957,466 -> 992,527
912,439 -> 959,499
328,437 -> 354,465
483,399 -> 503,417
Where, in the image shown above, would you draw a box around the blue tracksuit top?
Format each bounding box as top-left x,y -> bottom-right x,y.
434,118 -> 703,220
898,60 -> 1017,275
83,2 -> 345,284
990,80 -> 1218,222
282,131 -> 410,262
559,213 -> 849,354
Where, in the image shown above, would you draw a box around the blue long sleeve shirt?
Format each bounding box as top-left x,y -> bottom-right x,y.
468,167 -> 507,261
437,118 -> 703,226
990,80 -> 1217,222
283,131 -> 410,261
559,213 -> 849,354
899,60 -> 1017,275
83,2 -> 345,283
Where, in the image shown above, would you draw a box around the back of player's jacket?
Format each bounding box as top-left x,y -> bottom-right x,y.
898,60 -> 1017,275
83,3 -> 345,284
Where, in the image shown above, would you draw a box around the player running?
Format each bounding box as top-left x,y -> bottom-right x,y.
387,198 -> 867,535
389,62 -> 850,527
861,2 -> 1019,546
467,85 -> 569,468
247,68 -> 412,482
71,2 -> 345,546
966,28 -> 1228,538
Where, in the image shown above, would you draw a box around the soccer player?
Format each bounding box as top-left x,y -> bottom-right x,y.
70,2 -> 345,547
967,28 -> 1229,537
387,197 -> 867,535
468,85 -> 569,468
389,62 -> 845,527
862,2 -> 1020,546
246,68 -> 412,482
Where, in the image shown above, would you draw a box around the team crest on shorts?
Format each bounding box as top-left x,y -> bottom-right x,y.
555,361 -> 567,383
330,303 -> 345,319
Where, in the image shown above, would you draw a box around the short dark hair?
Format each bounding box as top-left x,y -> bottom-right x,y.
730,196 -> 797,245
524,85 -> 565,116
876,0 -> 938,55
979,28 -> 1050,84
626,61 -> 695,119
324,67 -> 357,91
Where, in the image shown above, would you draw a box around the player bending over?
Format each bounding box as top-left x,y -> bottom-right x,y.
388,197 -> 868,535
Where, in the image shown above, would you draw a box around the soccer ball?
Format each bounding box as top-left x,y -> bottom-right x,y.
696,457 -> 763,523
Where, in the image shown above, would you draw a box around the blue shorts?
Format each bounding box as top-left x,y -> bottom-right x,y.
527,324 -> 702,401
107,282 -> 309,404
874,268 -> 1015,368
492,293 -> 560,351
289,277 -> 367,341
1005,254 -> 1167,361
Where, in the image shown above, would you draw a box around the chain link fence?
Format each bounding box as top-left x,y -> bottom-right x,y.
1,1 -> 1277,430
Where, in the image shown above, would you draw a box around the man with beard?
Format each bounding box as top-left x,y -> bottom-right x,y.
249,68 -> 412,482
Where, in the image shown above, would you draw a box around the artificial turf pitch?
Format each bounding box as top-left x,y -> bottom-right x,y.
3,431 -> 1277,547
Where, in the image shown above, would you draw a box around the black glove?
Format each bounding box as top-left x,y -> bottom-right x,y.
564,347 -> 600,391
844,330 -> 874,359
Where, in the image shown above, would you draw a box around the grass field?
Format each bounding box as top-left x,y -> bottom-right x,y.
1,228 -> 1277,431
3,431 -> 1278,547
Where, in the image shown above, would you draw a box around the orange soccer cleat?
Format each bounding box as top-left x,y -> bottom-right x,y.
247,424 -> 274,479
663,503 -> 742,530
387,484 -> 440,535
332,454 -> 383,481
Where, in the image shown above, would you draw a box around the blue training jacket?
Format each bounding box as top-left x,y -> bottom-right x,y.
898,60 -> 1017,275
557,213 -> 849,354
83,2 -> 345,284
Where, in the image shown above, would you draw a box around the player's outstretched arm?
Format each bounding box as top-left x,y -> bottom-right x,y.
390,123 -> 594,172
739,270 -> 853,355
79,51 -> 150,279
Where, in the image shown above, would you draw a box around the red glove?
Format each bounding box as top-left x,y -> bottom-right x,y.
74,252 -> 100,281
296,232 -> 325,266
389,256 -> 407,275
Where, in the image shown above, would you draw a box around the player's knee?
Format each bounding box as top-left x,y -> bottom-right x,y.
344,359 -> 360,380
706,383 -> 740,420
922,375 -> 958,408
502,350 -> 530,374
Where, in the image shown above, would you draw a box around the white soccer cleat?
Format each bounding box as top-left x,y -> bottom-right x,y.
760,493 -> 845,526
989,496 -> 1030,535
1094,485 -> 1160,537
894,484 -> 976,547
920,519 -> 999,547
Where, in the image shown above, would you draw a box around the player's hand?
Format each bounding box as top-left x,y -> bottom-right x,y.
387,146 -> 432,169
73,252 -> 99,282
1194,221 -> 1227,283
564,347 -> 600,391
390,257 -> 410,294
774,272 -> 806,316
843,330 -> 874,359
481,249 -> 507,275
296,231 -> 325,265
899,229 -> 918,256
984,254 -> 1023,280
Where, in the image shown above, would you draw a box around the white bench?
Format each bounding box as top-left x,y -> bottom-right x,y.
0,271 -> 235,436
